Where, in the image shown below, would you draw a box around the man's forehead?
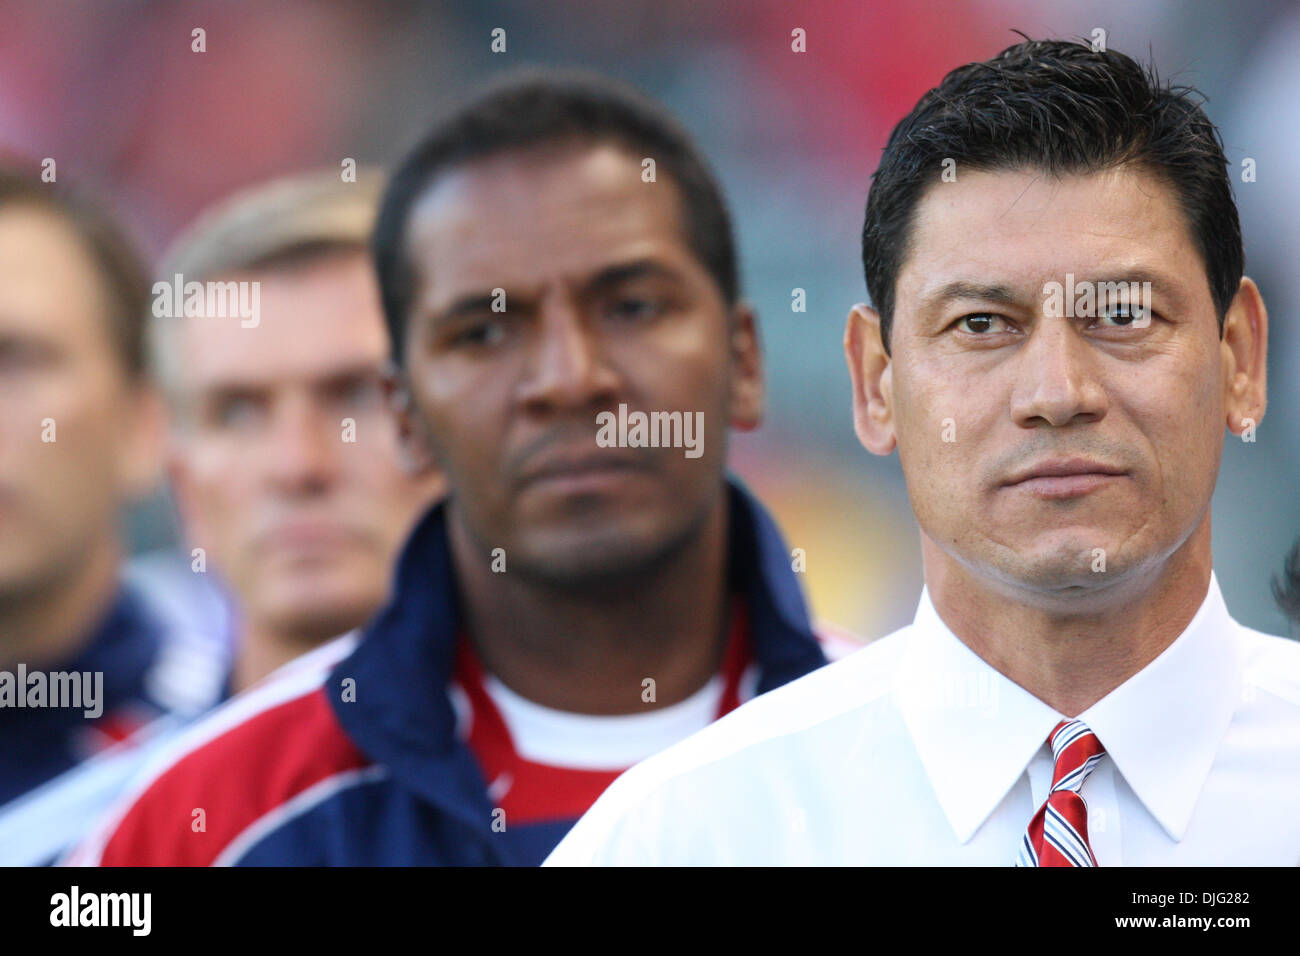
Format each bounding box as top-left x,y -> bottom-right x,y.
405,143 -> 691,305
0,206 -> 109,331
177,273 -> 388,391
180,336 -> 387,396
0,213 -> 125,379
899,166 -> 1198,298
914,165 -> 1181,223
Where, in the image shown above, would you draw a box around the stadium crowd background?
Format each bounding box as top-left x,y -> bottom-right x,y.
3,0 -> 1296,642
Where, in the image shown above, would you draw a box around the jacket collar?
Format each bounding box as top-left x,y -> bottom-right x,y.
327,477 -> 826,837
0,584 -> 162,731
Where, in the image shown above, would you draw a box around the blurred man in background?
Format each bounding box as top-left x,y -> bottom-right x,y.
147,171 -> 442,693
0,161 -> 228,864
74,72 -> 852,867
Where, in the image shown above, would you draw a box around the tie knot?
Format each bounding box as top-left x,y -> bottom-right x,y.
1047,719 -> 1105,793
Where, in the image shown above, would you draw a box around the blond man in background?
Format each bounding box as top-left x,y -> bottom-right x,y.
149,170 -> 443,692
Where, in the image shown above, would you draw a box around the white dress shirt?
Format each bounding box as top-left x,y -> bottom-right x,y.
545,572 -> 1300,865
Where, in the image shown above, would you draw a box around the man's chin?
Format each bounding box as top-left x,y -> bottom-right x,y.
515,477 -> 661,526
0,541 -> 89,603
256,574 -> 385,637
509,516 -> 697,589
262,602 -> 378,642
989,544 -> 1138,597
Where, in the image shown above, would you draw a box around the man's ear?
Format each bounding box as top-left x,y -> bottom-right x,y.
1221,277 -> 1267,436
727,302 -> 763,431
382,363 -> 440,475
844,303 -> 896,455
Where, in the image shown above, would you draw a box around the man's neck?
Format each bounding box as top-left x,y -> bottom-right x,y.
922,520 -> 1215,716
231,627 -> 298,693
0,538 -> 122,671
232,616 -> 359,692
450,496 -> 732,716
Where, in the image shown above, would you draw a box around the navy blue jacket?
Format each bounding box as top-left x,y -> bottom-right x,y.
3,581 -> 229,865
83,481 -> 830,866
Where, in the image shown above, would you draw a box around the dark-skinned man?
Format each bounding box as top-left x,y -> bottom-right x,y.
72,71 -> 857,866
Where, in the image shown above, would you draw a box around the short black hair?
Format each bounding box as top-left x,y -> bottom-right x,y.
862,36 -> 1243,354
1274,539 -> 1300,632
373,69 -> 739,365
0,157 -> 150,379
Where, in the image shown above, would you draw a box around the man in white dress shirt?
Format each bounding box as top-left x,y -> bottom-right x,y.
546,38 -> 1299,866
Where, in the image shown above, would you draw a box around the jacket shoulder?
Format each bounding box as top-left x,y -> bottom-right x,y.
69,635 -> 368,866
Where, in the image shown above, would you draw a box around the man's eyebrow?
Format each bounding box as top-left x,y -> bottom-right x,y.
920,269 -> 1182,309
313,363 -> 386,392
193,381 -> 267,405
433,291 -> 505,325
583,259 -> 684,295
427,259 -> 686,324
1082,268 -> 1180,298
194,363 -> 383,398
921,281 -> 1023,308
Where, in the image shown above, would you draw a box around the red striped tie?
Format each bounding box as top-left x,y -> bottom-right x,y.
1015,720 -> 1106,867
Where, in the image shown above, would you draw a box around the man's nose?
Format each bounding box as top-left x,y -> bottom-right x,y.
264,396 -> 339,493
1008,318 -> 1108,428
517,292 -> 622,411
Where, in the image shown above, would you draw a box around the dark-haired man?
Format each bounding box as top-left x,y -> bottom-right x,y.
73,72 -> 852,867
548,38 -> 1299,866
0,164 -> 228,865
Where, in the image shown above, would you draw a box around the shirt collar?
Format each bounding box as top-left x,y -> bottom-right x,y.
1078,571 -> 1240,841
896,571 -> 1240,844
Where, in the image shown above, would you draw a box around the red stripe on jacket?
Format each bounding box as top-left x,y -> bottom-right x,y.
95,687 -> 368,866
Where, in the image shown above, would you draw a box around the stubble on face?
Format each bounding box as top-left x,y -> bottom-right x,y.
887,166 -> 1225,605
401,144 -> 742,591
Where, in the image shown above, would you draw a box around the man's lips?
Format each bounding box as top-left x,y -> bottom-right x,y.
515,451 -> 652,493
254,522 -> 366,554
1001,457 -> 1129,499
1004,457 -> 1128,484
